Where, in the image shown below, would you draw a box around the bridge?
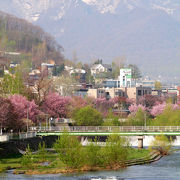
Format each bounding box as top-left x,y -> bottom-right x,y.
2,126 -> 180,148
30,126 -> 180,136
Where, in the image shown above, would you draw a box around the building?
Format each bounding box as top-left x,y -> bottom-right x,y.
91,63 -> 112,75
102,79 -> 120,88
126,86 -> 152,103
119,68 -> 132,87
41,63 -> 54,76
87,86 -> 152,103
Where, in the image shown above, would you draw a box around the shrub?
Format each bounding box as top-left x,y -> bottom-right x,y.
72,105 -> 103,126
84,138 -> 102,167
53,132 -> 84,168
37,142 -> 47,162
149,134 -> 172,155
102,134 -> 129,167
150,106 -> 180,126
125,108 -> 149,126
21,145 -> 34,169
103,111 -> 120,126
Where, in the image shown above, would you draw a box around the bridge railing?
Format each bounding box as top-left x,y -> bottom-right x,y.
29,126 -> 180,132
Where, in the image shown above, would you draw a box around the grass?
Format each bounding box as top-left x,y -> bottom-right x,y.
127,148 -> 149,160
14,148 -> 150,175
0,148 -> 150,175
0,154 -> 22,173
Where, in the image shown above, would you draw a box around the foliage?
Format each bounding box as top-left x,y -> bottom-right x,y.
21,145 -> 34,168
93,98 -> 116,117
150,103 -> 166,117
54,75 -> 77,96
52,64 -> 64,76
102,134 -> 129,166
72,105 -> 103,126
0,13 -> 64,66
32,71 -> 53,105
37,142 -> 47,162
53,132 -> 83,168
138,95 -> 166,108
68,96 -> 93,118
125,108 -> 148,126
149,135 -> 172,155
103,111 -> 120,126
9,94 -> 40,123
1,69 -> 25,95
129,104 -> 146,115
84,138 -> 102,167
42,93 -> 71,118
155,81 -> 162,90
0,96 -> 24,131
150,106 -> 180,126
150,103 -> 180,117
111,56 -> 126,78
128,64 -> 141,79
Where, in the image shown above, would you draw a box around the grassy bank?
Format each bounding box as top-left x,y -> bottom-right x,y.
0,148 -> 150,174
1,148 -> 149,175
0,154 -> 22,173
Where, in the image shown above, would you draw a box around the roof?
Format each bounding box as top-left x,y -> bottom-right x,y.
91,63 -> 112,70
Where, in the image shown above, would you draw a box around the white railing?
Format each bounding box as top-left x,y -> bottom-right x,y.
29,126 -> 180,132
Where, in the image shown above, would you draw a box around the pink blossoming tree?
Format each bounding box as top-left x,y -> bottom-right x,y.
42,93 -> 71,118
129,104 -> 146,115
9,94 -> 40,123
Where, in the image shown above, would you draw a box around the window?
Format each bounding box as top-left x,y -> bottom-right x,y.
138,90 -> 142,96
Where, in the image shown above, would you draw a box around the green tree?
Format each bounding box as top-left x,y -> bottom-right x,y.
84,138 -> 102,167
53,132 -> 83,168
1,68 -> 25,95
128,64 -> 141,80
112,56 -> 126,78
102,134 -> 129,166
21,145 -> 34,168
149,134 -> 172,155
103,111 -> 120,126
37,142 -> 47,162
155,81 -> 162,90
125,108 -> 149,126
72,106 -> 103,126
52,64 -> 64,76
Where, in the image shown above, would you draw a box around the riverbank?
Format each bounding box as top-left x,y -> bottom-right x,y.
15,150 -> 162,175
0,148 -> 162,175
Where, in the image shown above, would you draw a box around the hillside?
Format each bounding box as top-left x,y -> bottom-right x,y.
0,0 -> 180,81
0,11 -> 64,67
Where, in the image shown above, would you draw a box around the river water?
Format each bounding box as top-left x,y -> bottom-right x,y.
1,151 -> 180,180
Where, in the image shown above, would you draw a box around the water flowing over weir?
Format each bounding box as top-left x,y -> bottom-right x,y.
1,150 -> 180,180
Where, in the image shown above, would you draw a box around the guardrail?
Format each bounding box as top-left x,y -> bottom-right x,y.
29,126 -> 180,132
0,132 -> 37,142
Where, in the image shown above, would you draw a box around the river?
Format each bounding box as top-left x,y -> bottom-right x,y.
0,151 -> 180,180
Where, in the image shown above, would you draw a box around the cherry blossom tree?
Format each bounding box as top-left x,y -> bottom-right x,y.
138,95 -> 166,108
0,97 -> 24,132
93,98 -> 116,117
42,93 -> 71,118
129,104 -> 146,115
9,94 -> 40,123
150,103 -> 180,117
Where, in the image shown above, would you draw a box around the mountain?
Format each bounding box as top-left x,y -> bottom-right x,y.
1,0 -> 180,81
0,10 -> 64,67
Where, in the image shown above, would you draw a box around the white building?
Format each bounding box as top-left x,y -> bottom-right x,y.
91,64 -> 112,75
119,68 -> 132,87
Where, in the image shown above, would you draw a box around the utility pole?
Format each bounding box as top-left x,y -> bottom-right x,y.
27,106 -> 29,132
144,96 -> 147,131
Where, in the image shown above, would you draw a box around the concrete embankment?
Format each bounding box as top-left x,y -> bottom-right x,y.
0,136 -> 58,158
125,151 -> 162,166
